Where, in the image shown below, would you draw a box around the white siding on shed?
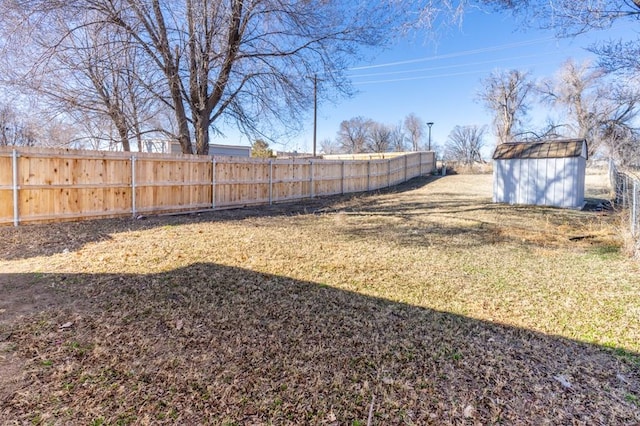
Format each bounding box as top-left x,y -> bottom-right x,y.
492,140 -> 587,209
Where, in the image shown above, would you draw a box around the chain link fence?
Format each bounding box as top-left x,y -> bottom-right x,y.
609,160 -> 640,256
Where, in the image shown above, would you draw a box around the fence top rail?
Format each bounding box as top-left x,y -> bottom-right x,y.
0,146 -> 434,166
322,152 -> 430,161
0,146 -> 212,162
212,156 -> 317,165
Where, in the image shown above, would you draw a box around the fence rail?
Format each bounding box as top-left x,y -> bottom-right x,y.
0,147 -> 435,226
609,160 -> 640,256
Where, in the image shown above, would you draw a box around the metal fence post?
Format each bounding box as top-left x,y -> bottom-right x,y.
12,149 -> 19,227
608,158 -> 614,188
212,157 -> 216,209
269,160 -> 273,205
624,176 -> 629,209
131,155 -> 137,218
310,160 -> 315,198
404,155 -> 408,182
618,174 -> 623,205
633,179 -> 638,236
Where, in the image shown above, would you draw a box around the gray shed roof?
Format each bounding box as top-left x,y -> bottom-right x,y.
492,139 -> 588,160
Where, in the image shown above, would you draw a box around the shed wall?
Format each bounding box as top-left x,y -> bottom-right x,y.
493,157 -> 585,208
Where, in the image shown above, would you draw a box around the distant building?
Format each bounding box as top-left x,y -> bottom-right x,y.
492,139 -> 588,209
274,150 -> 314,159
167,141 -> 251,157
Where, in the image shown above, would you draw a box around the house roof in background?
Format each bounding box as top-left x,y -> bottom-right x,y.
492,139 -> 588,160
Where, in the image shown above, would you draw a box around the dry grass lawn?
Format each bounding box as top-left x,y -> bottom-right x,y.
1,172 -> 639,425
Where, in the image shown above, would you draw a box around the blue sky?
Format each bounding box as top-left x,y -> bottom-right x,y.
221,7 -> 634,157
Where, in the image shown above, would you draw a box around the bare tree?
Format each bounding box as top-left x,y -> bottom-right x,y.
484,0 -> 640,34
3,1 -> 493,154
367,122 -> 392,153
599,86 -> 640,166
336,117 -> 372,154
538,59 -> 640,160
0,103 -> 38,147
6,0 -> 430,155
514,120 -> 571,142
389,122 -> 407,152
602,119 -> 640,166
478,69 -> 535,144
40,120 -> 82,148
593,40 -> 640,77
485,0 -> 640,76
444,125 -> 487,164
537,59 -> 604,154
2,5 -> 167,152
60,25 -> 163,152
404,113 -> 424,151
319,138 -> 341,155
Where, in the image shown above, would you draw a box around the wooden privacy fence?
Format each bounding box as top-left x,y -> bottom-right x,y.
0,147 -> 435,226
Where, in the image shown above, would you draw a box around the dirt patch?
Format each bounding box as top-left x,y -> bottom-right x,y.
0,341 -> 25,406
0,274 -> 69,323
0,272 -> 78,408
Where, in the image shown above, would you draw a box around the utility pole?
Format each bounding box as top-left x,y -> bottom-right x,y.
427,122 -> 434,151
313,74 -> 318,157
312,74 -> 326,157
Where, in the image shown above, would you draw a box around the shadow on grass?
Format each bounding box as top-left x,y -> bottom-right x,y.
1,263 -> 638,424
331,195 -> 615,250
0,177 -> 439,262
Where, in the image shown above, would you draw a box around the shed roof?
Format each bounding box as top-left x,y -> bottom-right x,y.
492,139 -> 587,160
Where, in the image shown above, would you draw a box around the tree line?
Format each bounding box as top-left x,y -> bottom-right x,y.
325,54 -> 640,168
473,59 -> 640,166
318,113 -> 429,155
478,0 -> 640,166
0,0 -> 456,154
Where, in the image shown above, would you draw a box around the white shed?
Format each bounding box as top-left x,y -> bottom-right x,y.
492,139 -> 588,209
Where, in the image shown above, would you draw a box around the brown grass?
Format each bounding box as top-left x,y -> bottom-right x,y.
1,172 -> 639,425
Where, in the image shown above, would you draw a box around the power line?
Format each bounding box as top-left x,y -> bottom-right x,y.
354,69 -> 489,85
348,36 -> 556,71
353,60 -> 560,85
348,52 -> 555,79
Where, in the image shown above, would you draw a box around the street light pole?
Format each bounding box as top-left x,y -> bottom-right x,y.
427,122 -> 434,151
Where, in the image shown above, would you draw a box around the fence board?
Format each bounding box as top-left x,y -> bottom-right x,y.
389,157 -> 403,186
0,147 -> 435,225
314,161 -> 343,196
0,153 -> 14,223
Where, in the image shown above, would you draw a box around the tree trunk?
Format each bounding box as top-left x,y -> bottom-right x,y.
114,116 -> 131,152
167,65 -> 193,154
120,135 -> 131,152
